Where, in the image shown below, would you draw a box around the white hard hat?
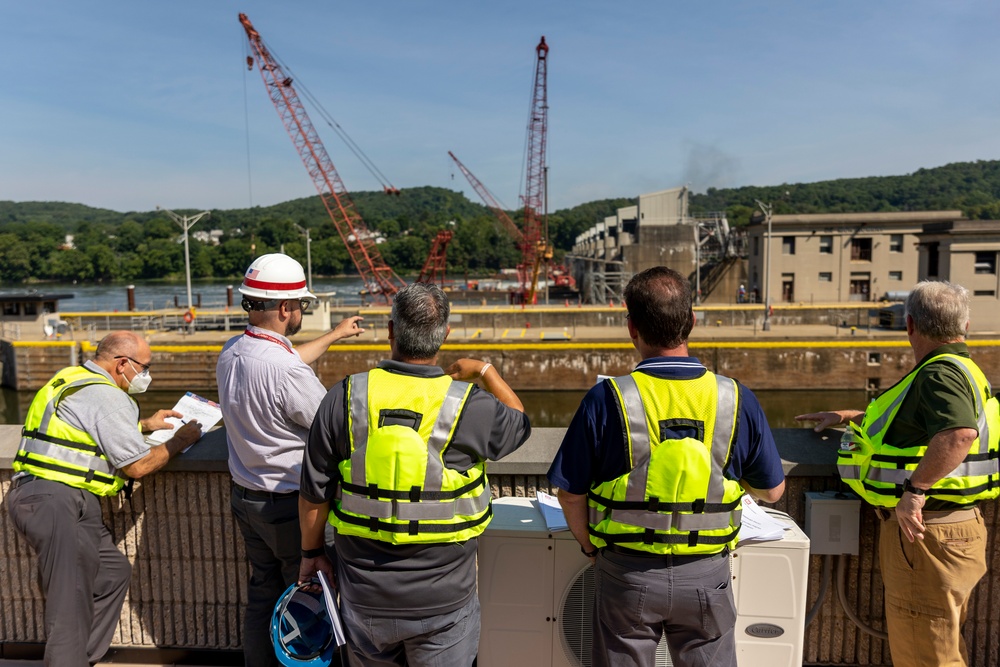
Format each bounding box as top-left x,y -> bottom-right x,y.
239,254 -> 317,300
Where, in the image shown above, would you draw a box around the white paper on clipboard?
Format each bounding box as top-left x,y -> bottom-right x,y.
146,391 -> 223,449
317,571 -> 346,647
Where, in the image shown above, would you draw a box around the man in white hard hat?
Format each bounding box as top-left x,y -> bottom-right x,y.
216,253 -> 364,667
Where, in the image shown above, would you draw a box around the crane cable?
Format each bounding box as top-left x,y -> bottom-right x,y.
260,36 -> 399,194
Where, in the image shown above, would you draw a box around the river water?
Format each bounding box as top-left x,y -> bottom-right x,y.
2,278 -> 519,312
0,386 -> 865,430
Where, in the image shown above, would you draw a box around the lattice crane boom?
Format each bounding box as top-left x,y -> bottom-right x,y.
239,13 -> 405,299
448,151 -> 524,244
521,36 -> 550,303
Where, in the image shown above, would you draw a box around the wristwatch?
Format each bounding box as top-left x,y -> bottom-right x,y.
903,478 -> 926,496
301,546 -> 325,559
581,545 -> 600,558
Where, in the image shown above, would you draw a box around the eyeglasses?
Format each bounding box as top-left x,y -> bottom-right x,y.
297,299 -> 312,312
115,356 -> 151,373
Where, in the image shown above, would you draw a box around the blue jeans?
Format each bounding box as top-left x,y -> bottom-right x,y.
340,595 -> 480,667
593,548 -> 736,667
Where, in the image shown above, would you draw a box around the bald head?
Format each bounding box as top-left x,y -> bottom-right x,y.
95,331 -> 147,362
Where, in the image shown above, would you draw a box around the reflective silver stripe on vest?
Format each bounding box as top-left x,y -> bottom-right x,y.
838,463 -> 861,480
612,375 -> 651,503
38,377 -> 113,433
866,388 -> 911,439
606,508 -> 739,533
868,459 -> 998,486
19,438 -> 117,476
708,376 -> 737,504
423,381 -> 471,493
339,483 -> 490,520
348,372 -> 370,487
945,358 -> 991,457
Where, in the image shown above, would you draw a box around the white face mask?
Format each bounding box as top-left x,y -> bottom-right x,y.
125,360 -> 152,395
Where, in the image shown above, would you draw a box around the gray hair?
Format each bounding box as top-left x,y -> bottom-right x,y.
905,280 -> 970,342
391,283 -> 450,359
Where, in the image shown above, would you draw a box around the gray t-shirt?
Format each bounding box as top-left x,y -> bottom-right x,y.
301,359 -> 531,618
56,361 -> 150,470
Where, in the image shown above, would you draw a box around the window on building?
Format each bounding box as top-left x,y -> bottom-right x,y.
22,302 -> 38,316
819,236 -> 833,254
928,242 -> 939,277
974,290 -> 996,297
782,236 -> 796,255
851,238 -> 872,261
818,272 -> 832,282
753,236 -> 759,257
889,271 -> 902,281
974,251 -> 997,275
868,352 -> 881,365
889,234 -> 903,253
2,302 -> 18,316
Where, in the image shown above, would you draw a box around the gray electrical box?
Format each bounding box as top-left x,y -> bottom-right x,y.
804,491 -> 861,555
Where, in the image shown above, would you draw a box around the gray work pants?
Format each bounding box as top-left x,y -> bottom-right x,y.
592,548 -> 736,667
230,484 -> 301,667
6,477 -> 132,667
340,595 -> 480,667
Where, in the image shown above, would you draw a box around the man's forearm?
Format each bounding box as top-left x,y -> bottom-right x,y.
557,489 -> 595,553
909,427 -> 977,489
299,497 -> 330,550
481,366 -> 523,412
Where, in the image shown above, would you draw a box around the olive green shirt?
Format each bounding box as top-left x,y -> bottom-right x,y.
884,342 -> 980,510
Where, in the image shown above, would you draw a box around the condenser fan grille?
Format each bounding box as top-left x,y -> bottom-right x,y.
558,565 -> 672,667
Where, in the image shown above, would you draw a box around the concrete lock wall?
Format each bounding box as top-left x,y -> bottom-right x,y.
6,339 -> 1000,395
2,426 -> 1000,666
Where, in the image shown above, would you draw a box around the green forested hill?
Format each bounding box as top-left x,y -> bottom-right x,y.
3,159 -> 1000,283
689,159 -> 1000,225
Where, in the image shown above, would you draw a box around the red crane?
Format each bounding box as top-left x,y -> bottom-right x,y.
416,230 -> 453,286
239,13 -> 405,300
520,36 -> 550,303
449,37 -> 560,304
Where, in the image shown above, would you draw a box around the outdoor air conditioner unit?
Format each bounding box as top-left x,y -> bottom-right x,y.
479,497 -> 809,667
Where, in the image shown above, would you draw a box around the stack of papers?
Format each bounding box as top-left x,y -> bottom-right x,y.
535,491 -> 569,532
147,392 -> 223,447
739,495 -> 788,543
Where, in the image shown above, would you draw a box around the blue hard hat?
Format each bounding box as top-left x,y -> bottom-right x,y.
271,582 -> 335,667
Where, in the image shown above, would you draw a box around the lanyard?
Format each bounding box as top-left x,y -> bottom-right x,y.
243,328 -> 293,354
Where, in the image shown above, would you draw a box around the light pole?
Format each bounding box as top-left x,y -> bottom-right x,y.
293,223 -> 313,292
754,200 -> 773,331
158,206 -> 211,333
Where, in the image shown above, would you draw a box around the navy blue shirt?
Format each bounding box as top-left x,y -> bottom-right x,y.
547,357 -> 785,495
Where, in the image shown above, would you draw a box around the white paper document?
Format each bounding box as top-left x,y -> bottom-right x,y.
317,571 -> 347,647
535,490 -> 569,532
738,494 -> 788,543
147,392 -> 223,446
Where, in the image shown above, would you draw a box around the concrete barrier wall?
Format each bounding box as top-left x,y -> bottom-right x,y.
7,340 -> 1000,394
2,426 -> 999,665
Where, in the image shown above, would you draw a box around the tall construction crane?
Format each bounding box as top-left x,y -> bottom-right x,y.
450,37 -> 556,304
416,230 -> 453,286
239,13 -> 405,300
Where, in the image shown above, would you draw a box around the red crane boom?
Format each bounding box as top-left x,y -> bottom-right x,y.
416,230 -> 453,286
520,36 -> 550,303
239,13 -> 405,300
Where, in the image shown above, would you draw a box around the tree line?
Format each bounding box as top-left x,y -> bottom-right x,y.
3,159 -> 1000,284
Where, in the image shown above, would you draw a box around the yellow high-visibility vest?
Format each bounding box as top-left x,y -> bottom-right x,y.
329,368 -> 491,544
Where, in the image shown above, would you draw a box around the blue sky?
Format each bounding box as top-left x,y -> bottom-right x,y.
2,1 -> 998,214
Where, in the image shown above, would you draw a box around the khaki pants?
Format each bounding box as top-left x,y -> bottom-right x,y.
878,508 -> 988,667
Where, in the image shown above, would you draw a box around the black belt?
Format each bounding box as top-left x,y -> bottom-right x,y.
233,482 -> 298,501
605,544 -> 729,565
12,474 -> 39,489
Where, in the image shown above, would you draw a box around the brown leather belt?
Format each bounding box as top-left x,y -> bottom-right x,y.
875,506 -> 980,524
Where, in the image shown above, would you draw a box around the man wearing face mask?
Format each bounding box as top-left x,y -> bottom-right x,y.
6,330 -> 203,667
217,253 -> 365,667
